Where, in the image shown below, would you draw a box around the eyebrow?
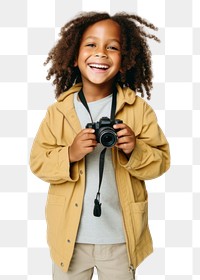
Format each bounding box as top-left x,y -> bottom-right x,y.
84,36 -> 120,44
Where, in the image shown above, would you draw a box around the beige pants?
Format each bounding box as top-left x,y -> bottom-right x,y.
52,243 -> 135,280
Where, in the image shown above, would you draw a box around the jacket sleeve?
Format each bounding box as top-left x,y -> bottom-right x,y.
117,102 -> 170,180
29,109 -> 79,184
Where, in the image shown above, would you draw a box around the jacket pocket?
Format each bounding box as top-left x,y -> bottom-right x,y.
130,200 -> 148,245
45,194 -> 66,246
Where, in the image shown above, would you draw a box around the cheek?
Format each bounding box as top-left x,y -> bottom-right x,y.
114,54 -> 122,69
77,52 -> 88,67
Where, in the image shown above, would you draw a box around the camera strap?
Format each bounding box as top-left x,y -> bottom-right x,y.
78,87 -> 117,122
78,87 -> 117,217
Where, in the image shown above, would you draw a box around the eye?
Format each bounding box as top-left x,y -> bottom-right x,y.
86,43 -> 96,48
107,45 -> 120,51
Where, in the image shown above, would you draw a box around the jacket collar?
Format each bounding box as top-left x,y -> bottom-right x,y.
55,83 -> 136,117
115,84 -> 136,114
55,84 -> 82,134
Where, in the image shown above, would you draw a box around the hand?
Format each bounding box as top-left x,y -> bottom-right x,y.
69,128 -> 97,162
113,123 -> 136,155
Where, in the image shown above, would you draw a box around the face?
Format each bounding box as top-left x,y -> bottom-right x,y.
75,19 -> 122,89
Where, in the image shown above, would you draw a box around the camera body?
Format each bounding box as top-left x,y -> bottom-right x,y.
86,117 -> 123,148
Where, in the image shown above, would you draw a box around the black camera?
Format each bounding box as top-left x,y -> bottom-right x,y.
86,117 -> 123,148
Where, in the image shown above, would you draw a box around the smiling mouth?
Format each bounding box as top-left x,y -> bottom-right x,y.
88,63 -> 109,70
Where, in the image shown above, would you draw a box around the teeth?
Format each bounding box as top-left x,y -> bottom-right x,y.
89,64 -> 109,69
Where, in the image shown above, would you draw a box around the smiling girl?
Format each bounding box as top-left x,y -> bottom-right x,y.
30,12 -> 170,280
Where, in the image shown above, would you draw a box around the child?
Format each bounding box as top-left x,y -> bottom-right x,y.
30,11 -> 170,280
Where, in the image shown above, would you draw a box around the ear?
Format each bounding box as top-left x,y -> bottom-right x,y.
74,60 -> 78,67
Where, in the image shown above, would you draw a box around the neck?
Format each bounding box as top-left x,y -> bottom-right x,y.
82,84 -> 114,102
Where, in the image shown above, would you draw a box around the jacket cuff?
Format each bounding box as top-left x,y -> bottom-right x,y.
117,139 -> 145,170
59,146 -> 79,182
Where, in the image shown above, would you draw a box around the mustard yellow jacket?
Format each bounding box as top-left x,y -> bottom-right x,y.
30,83 -> 170,272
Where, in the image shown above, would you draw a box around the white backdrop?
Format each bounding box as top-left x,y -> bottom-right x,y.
0,0 -> 199,279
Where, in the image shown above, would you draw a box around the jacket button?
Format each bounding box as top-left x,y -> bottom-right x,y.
67,239 -> 71,243
61,262 -> 64,267
75,203 -> 78,207
80,170 -> 83,175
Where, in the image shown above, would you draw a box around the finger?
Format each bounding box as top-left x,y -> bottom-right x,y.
116,142 -> 133,154
84,146 -> 96,153
113,123 -> 127,130
116,142 -> 130,151
80,130 -> 96,141
117,134 -> 134,144
81,128 -> 95,136
82,134 -> 97,141
117,128 -> 132,138
82,139 -> 97,147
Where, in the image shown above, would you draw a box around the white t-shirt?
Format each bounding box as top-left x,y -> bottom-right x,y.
74,92 -> 125,244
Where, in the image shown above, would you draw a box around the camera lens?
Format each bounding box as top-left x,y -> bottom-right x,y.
99,128 -> 117,148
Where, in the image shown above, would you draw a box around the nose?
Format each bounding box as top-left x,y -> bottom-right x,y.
94,53 -> 107,58
94,47 -> 108,58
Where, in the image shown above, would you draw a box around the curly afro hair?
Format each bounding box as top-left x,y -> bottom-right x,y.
44,11 -> 160,100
